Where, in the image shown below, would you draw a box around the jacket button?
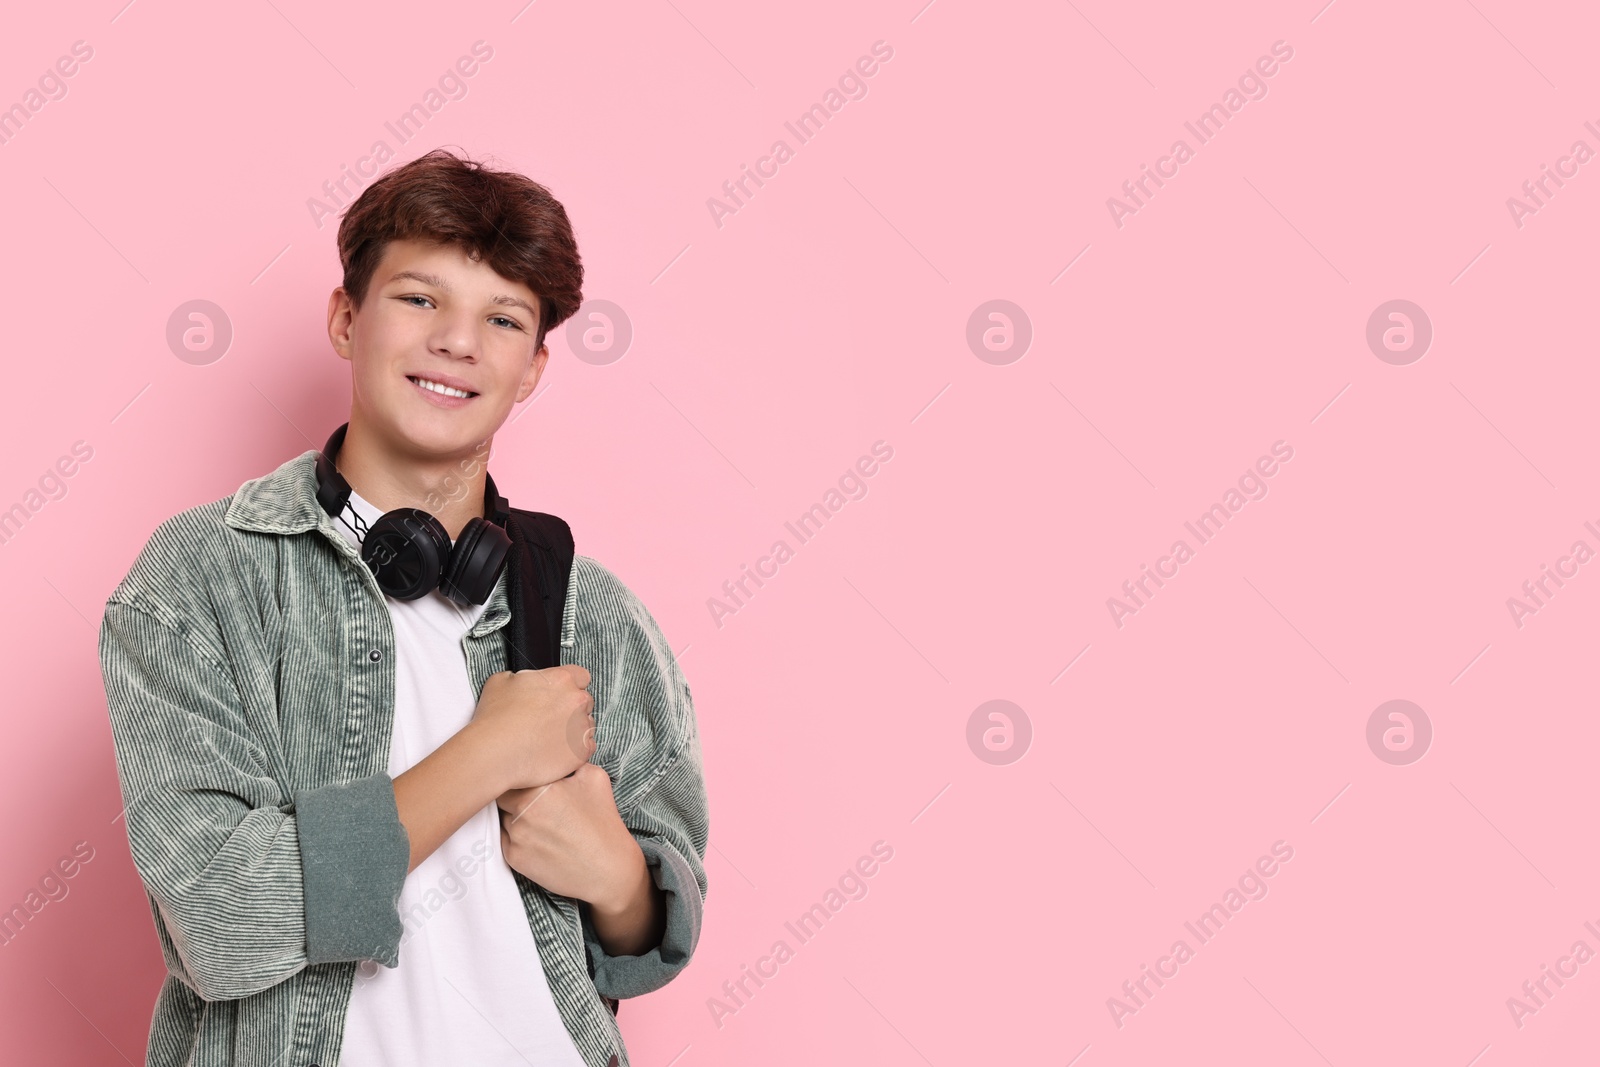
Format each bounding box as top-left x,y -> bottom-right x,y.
368,649 -> 382,661
606,1057 -> 618,1067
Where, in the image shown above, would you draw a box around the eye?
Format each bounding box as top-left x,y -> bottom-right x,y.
398,294 -> 433,308
489,316 -> 524,331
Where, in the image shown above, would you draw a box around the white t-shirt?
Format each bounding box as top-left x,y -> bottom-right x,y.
333,487 -> 587,1067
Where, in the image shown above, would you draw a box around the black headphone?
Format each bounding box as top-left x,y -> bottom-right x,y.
314,422 -> 513,606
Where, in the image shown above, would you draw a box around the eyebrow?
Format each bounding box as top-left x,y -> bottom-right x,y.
386,269 -> 539,319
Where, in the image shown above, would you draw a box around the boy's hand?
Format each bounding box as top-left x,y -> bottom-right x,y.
470,666 -> 596,791
496,764 -> 645,912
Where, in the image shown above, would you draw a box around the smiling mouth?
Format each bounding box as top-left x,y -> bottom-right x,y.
407,375 -> 478,399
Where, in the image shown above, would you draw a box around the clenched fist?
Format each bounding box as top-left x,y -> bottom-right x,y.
497,763 -> 645,914
469,665 -> 595,791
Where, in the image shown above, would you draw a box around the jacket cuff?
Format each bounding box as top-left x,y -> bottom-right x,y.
293,772 -> 410,967
586,836 -> 703,999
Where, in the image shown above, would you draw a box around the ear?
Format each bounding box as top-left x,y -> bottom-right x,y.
328,288 -> 355,362
514,344 -> 549,403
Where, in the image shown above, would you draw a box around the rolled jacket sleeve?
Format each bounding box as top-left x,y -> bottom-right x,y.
570,557 -> 710,1000
585,735 -> 709,999
99,596 -> 410,1002
293,771 -> 412,967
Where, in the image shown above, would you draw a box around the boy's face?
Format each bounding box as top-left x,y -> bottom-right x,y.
328,237 -> 548,463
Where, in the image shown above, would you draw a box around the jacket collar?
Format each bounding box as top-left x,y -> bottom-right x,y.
223,448 -> 512,638
224,449 -> 328,535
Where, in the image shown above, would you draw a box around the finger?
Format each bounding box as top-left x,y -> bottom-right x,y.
566,707 -> 596,761
574,761 -> 611,788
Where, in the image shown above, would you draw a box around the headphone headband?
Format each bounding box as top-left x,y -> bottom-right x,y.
313,421 -> 514,605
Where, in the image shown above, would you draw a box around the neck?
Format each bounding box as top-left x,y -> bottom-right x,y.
334,412 -> 492,540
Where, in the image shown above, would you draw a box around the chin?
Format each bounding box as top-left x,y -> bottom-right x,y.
385,407 -> 494,454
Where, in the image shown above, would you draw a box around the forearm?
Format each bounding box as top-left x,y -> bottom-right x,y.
588,841 -> 666,957
392,723 -> 504,873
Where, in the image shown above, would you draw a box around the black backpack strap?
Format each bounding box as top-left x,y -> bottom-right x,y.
505,510 -> 621,1021
501,509 -> 574,672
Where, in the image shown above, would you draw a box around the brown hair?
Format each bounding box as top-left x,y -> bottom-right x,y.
336,147 -> 583,351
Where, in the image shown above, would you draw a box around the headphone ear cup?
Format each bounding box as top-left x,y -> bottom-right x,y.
441,517 -> 512,606
363,508 -> 451,601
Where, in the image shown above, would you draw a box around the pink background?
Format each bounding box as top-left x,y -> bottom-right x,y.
2,0 -> 1597,1063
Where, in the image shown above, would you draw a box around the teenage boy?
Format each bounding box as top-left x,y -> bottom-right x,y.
98,149 -> 707,1067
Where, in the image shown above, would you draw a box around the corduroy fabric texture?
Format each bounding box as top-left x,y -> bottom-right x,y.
98,448 -> 708,1067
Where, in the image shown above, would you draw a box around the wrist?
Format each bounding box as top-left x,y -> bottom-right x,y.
455,720 -> 511,795
588,839 -> 651,918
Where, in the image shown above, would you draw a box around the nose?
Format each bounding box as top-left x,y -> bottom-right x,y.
429,306 -> 479,360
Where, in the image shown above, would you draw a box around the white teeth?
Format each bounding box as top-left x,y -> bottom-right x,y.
411,376 -> 472,399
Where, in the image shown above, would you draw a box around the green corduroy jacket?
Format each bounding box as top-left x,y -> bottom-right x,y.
97,447 -> 709,1067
